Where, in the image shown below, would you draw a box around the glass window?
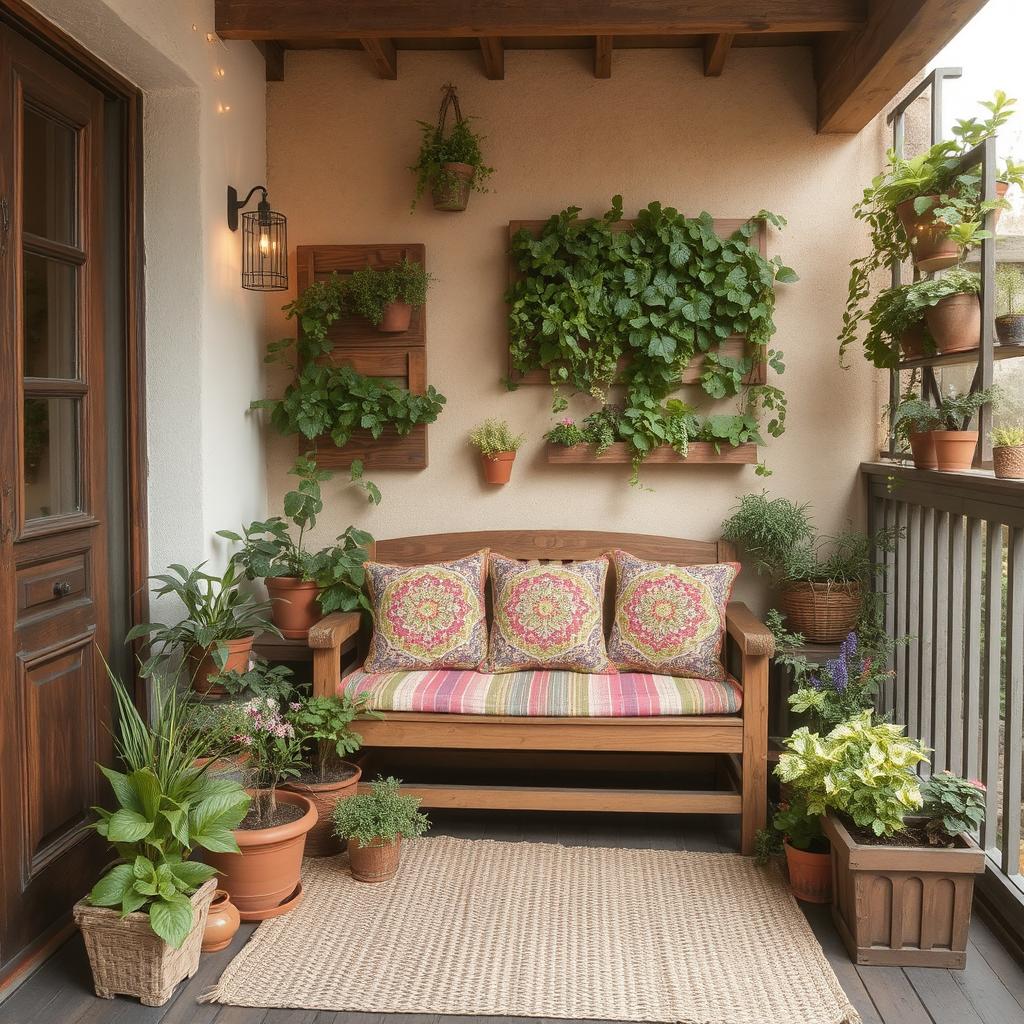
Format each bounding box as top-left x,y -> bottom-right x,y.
23,252 -> 77,378
22,105 -> 76,245
23,397 -> 81,520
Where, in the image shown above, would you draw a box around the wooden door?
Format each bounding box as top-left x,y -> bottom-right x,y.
0,24 -> 113,969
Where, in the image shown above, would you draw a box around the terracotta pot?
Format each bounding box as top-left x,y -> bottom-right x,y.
907,430 -> 937,470
783,839 -> 832,904
778,582 -> 862,643
347,835 -> 401,882
898,322 -> 929,359
379,300 -> 413,333
282,762 -> 362,857
823,814 -> 985,967
201,889 -> 241,953
193,751 -> 250,781
266,577 -> 320,639
431,162 -> 474,212
924,292 -> 980,354
481,451 -> 517,484
996,314 -> 1024,347
189,636 -> 255,696
204,790 -> 317,921
933,430 -> 979,472
994,445 -> 1024,480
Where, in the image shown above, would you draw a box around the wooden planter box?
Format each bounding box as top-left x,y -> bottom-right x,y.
822,814 -> 985,968
545,441 -> 758,465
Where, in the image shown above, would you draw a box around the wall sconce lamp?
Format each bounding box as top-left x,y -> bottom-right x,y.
227,184 -> 288,291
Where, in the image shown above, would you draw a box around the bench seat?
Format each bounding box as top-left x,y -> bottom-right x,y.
341,668 -> 743,717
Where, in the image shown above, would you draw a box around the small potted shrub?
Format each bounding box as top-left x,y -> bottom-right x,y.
282,692 -> 380,856
220,454 -> 374,639
333,776 -> 430,882
992,424 -> 1024,479
908,267 -> 981,355
772,801 -> 831,903
469,418 -> 526,484
888,394 -> 942,469
995,265 -> 1024,346
933,385 -> 997,472
203,697 -> 317,920
126,561 -> 277,695
75,674 -> 249,1005
411,84 -> 494,212
345,257 -> 432,333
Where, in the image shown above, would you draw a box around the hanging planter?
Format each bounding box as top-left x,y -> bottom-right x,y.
411,83 -> 494,213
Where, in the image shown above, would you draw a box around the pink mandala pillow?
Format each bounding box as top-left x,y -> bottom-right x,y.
607,550 -> 738,680
487,554 -> 613,673
364,551 -> 488,672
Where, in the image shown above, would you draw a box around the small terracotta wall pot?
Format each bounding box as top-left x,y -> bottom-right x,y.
348,836 -> 401,882
282,762 -> 362,857
481,450 -> 517,484
908,430 -> 937,470
898,322 -> 928,359
431,162 -> 474,212
783,839 -> 832,904
923,293 -> 981,354
204,789 -> 317,921
933,430 -> 979,472
201,890 -> 241,953
189,636 -> 254,696
266,577 -> 321,639
379,301 -> 413,333
994,445 -> 1024,480
778,581 -> 862,643
996,314 -> 1024,347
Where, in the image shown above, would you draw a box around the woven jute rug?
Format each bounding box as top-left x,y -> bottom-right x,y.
203,836 -> 860,1024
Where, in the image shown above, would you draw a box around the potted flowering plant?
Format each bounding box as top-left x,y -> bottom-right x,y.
203,697 -> 315,921
469,418 -> 526,484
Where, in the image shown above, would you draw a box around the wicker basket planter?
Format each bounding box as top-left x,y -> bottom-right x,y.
996,313 -> 1024,347
993,445 -> 1024,480
73,878 -> 216,1006
822,815 -> 984,968
778,582 -> 861,643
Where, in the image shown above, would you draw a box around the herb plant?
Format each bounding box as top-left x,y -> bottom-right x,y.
996,265 -> 1024,316
286,692 -> 380,783
88,673 -> 250,948
921,771 -> 986,846
332,776 -> 430,845
345,258 -> 433,325
993,424 -> 1024,447
468,418 -> 526,456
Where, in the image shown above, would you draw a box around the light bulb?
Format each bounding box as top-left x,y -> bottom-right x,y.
259,231 -> 271,256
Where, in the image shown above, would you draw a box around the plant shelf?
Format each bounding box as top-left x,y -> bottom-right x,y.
545,442 -> 758,465
898,344 -> 1024,371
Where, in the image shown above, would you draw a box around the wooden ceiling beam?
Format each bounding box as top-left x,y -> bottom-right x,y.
816,0 -> 989,133
702,33 -> 733,76
252,40 -> 285,81
359,37 -> 397,79
479,36 -> 505,79
216,1 -> 867,41
594,35 -> 613,78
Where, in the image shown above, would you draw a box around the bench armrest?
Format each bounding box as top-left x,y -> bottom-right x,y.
726,602 -> 775,658
308,612 -> 361,651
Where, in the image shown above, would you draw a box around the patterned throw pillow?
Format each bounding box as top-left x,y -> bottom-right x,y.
607,550 -> 738,680
364,551 -> 488,672
487,554 -> 613,673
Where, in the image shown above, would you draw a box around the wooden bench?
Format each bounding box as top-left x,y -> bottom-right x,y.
308,530 -> 773,854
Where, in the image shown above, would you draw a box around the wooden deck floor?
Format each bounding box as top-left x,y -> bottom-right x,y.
2,811 -> 1023,1024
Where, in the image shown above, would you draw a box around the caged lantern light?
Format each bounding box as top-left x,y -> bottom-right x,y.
227,184 -> 287,291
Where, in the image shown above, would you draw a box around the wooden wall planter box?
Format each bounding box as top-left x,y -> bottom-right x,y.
545,441 -> 758,465
822,814 -> 985,968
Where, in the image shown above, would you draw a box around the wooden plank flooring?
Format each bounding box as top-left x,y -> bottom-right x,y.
1,811 -> 1023,1024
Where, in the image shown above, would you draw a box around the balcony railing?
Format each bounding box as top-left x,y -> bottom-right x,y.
864,461 -> 1024,932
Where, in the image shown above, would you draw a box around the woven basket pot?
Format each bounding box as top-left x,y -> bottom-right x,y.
431,162 -> 474,211
994,445 -> 1024,480
73,878 -> 216,1007
778,582 -> 862,643
996,314 -> 1024,347
348,836 -> 402,882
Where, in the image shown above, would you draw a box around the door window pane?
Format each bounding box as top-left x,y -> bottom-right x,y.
23,253 -> 77,378
23,397 -> 81,520
22,106 -> 76,245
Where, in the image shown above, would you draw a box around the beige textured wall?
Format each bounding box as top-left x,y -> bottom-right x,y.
263,47 -> 887,607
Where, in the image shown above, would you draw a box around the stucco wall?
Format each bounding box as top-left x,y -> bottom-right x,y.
263,48 -> 886,605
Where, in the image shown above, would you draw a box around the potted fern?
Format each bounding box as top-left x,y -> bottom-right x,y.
909,268 -> 981,355
933,386 -> 997,471
888,394 -> 942,469
469,418 -> 525,484
996,265 -> 1024,346
333,776 -> 430,882
992,424 -> 1024,479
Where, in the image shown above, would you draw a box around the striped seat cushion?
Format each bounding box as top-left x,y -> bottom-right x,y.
341,668 -> 742,717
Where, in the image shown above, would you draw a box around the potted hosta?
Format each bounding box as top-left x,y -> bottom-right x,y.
995,265 -> 1024,346
126,561 -> 277,695
75,674 -> 249,1005
992,424 -> 1024,479
469,417 -> 526,484
220,454 -> 374,639
933,385 -> 997,472
333,776 -> 430,882
411,84 -> 494,212
283,692 -> 380,856
888,394 -> 942,469
203,697 -> 317,921
345,257 -> 432,333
